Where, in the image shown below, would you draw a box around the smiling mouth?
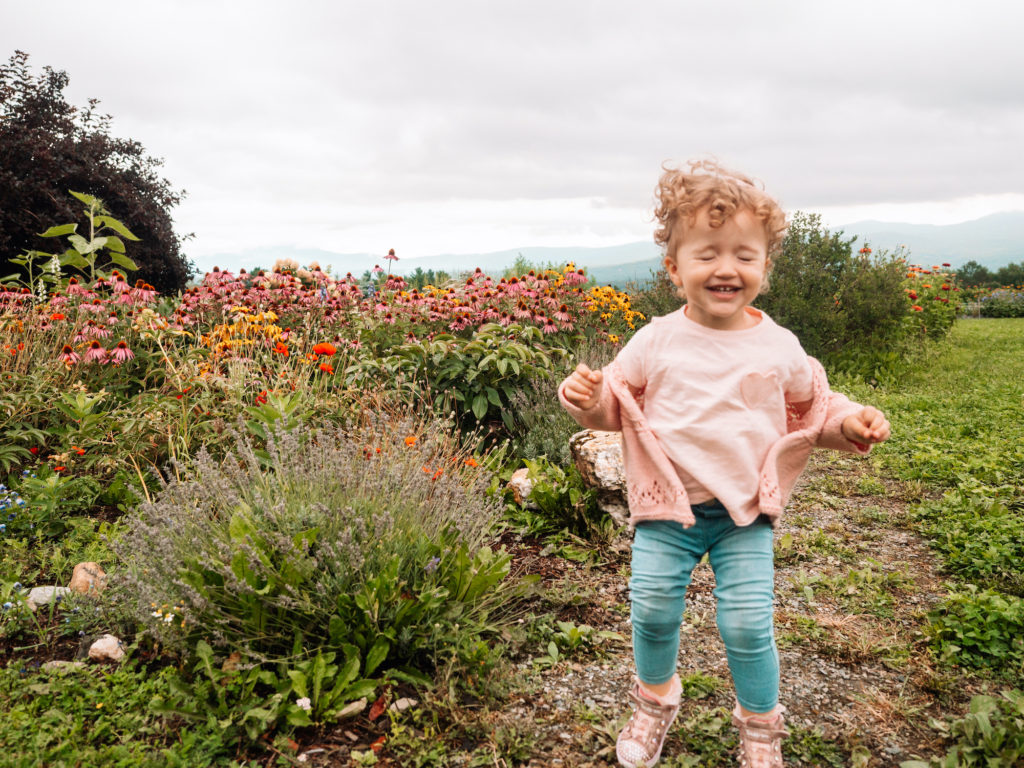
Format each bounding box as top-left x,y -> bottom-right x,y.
707,286 -> 741,295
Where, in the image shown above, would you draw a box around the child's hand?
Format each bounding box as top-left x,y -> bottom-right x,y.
842,407 -> 891,445
564,363 -> 603,409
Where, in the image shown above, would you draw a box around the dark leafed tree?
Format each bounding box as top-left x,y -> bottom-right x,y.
0,50 -> 194,295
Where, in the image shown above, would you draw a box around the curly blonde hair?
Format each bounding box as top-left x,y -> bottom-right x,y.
653,159 -> 788,266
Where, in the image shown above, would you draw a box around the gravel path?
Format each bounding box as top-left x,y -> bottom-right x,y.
302,452 -> 989,767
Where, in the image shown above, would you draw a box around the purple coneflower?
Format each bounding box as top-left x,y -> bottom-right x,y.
112,340 -> 134,364
84,340 -> 107,363
58,344 -> 80,365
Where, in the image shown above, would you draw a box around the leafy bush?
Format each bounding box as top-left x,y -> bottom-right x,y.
112,415 -> 521,680
901,690 -> 1024,768
913,487 -> 1024,596
0,660 -> 246,767
979,289 -> 1024,318
503,456 -> 615,544
507,334 -> 621,465
928,586 -> 1024,677
755,212 -> 922,380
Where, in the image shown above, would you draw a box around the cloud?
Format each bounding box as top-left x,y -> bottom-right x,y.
4,0 -> 1024,259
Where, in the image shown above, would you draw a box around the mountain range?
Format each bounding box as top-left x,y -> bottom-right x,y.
196,211 -> 1024,287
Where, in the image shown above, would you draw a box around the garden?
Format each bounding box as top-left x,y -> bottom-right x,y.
1,196 -> 1022,767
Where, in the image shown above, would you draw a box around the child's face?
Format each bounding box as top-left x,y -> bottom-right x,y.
664,206 -> 769,331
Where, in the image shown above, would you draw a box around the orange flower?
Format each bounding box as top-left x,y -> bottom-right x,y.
54,465 -> 66,472
464,457 -> 478,467
405,436 -> 418,446
318,362 -> 334,374
312,342 -> 336,356
912,305 -> 923,312
273,341 -> 289,356
50,313 -> 65,321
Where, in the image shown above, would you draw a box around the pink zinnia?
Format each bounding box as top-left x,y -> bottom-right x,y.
112,340 -> 134,364
85,340 -> 107,363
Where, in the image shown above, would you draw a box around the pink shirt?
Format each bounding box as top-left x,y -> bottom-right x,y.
614,306 -> 813,522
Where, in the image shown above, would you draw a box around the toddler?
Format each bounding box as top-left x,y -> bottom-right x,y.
559,160 -> 890,768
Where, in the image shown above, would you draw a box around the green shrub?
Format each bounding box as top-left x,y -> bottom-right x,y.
111,415 -> 521,679
901,690 -> 1024,768
913,489 -> 1024,596
928,586 -> 1024,677
979,289 -> 1024,318
503,456 -> 615,544
755,212 -> 916,379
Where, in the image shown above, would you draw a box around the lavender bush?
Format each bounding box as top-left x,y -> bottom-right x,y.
111,414 -> 517,676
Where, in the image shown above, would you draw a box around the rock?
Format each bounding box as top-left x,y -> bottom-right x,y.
569,430 -> 630,526
507,468 -> 536,507
88,634 -> 125,663
26,586 -> 71,611
336,698 -> 367,719
388,696 -> 419,713
41,660 -> 87,672
68,562 -> 107,596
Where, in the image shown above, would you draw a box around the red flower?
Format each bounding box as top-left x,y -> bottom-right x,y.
941,284 -> 951,291
29,446 -> 39,455
908,291 -> 918,300
912,305 -> 923,312
312,342 -> 336,356
256,390 -> 268,405
318,362 -> 334,374
50,313 -> 65,321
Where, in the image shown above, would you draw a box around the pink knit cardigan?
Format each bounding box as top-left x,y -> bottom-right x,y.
557,357 -> 870,528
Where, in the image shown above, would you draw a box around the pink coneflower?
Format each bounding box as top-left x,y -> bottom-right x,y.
112,340 -> 134,364
58,345 -> 80,365
85,340 -> 107,363
553,304 -> 571,322
112,274 -> 130,293
89,322 -> 111,338
540,316 -> 558,334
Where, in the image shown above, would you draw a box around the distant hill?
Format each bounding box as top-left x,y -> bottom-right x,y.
193,211 -> 1024,286
834,211 -> 1024,269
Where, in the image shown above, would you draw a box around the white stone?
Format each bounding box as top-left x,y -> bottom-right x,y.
88,634 -> 125,662
569,430 -> 630,526
26,586 -> 71,611
507,467 -> 536,507
336,698 -> 367,719
388,697 -> 419,713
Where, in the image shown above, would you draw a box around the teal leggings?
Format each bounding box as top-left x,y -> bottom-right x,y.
629,500 -> 779,713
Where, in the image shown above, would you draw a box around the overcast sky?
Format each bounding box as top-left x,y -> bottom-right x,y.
5,0 -> 1024,269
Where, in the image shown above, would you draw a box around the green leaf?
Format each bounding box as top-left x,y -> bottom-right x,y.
287,670 -> 309,698
471,392 -> 488,421
108,252 -> 139,272
59,251 -> 90,270
94,215 -> 141,240
364,637 -> 389,676
68,234 -> 90,253
39,224 -> 77,238
103,235 -> 127,253
69,190 -> 99,207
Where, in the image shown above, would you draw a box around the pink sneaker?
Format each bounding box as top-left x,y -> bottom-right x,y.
732,704 -> 789,768
616,678 -> 681,768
